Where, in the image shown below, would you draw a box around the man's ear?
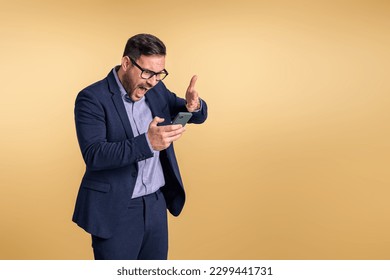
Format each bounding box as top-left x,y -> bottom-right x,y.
121,56 -> 131,71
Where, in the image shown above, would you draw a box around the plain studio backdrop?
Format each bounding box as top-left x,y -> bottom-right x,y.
0,0 -> 389,259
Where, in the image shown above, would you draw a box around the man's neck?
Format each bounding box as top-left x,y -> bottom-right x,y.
116,66 -> 125,85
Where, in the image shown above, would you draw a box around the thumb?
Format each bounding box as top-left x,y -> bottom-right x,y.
187,75 -> 198,91
150,116 -> 165,127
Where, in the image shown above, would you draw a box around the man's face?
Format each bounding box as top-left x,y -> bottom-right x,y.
121,54 -> 166,102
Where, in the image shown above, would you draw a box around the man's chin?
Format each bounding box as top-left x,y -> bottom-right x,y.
130,90 -> 147,101
130,95 -> 143,102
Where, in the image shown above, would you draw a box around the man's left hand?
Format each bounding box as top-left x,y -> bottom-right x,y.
185,75 -> 201,112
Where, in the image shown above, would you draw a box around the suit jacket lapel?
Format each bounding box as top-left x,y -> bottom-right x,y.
107,70 -> 135,139
146,87 -> 170,125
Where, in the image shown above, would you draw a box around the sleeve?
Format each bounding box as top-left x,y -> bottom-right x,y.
74,90 -> 154,171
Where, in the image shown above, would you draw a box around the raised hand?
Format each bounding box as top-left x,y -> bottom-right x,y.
185,75 -> 201,112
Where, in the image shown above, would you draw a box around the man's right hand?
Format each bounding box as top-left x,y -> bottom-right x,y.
147,117 -> 186,151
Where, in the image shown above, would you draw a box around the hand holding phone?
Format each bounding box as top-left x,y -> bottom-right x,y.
148,116 -> 186,151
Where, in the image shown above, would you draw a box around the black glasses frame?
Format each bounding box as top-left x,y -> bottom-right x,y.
128,57 -> 169,81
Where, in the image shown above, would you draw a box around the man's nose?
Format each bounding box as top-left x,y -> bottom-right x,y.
146,75 -> 158,87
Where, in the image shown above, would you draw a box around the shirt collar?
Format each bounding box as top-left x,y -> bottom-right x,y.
112,67 -> 127,97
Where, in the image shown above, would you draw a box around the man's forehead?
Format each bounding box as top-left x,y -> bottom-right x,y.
137,55 -> 166,71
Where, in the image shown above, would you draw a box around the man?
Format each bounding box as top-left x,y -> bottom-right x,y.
72,34 -> 208,260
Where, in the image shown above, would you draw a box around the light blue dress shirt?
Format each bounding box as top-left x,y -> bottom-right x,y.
113,68 -> 165,198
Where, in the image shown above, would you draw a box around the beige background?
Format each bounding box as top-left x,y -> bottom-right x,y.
0,0 -> 389,259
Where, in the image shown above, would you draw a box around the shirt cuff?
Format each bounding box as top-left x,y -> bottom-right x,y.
191,98 -> 203,113
143,133 -> 155,153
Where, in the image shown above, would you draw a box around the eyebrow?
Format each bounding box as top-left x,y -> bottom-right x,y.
130,57 -> 167,74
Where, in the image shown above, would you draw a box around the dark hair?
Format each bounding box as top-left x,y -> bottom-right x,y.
123,33 -> 166,60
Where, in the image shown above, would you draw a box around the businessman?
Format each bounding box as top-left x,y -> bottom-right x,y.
72,34 -> 208,259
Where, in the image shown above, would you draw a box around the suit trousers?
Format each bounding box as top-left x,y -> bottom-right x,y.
91,189 -> 168,260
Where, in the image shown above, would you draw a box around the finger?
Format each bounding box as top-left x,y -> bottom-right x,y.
163,124 -> 185,131
164,126 -> 185,137
150,116 -> 165,127
188,100 -> 198,106
166,131 -> 184,143
187,75 -> 198,91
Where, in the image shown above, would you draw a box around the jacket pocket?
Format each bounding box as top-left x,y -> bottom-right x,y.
81,179 -> 111,193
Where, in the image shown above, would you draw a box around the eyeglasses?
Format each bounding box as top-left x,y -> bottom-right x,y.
128,57 -> 169,81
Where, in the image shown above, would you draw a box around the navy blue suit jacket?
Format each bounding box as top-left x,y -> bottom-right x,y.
72,69 -> 208,238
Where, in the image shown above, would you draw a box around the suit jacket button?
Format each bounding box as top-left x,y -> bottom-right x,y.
131,172 -> 137,177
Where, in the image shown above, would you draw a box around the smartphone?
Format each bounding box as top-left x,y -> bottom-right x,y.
172,112 -> 192,126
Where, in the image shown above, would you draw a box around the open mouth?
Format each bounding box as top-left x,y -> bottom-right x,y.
139,86 -> 149,91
